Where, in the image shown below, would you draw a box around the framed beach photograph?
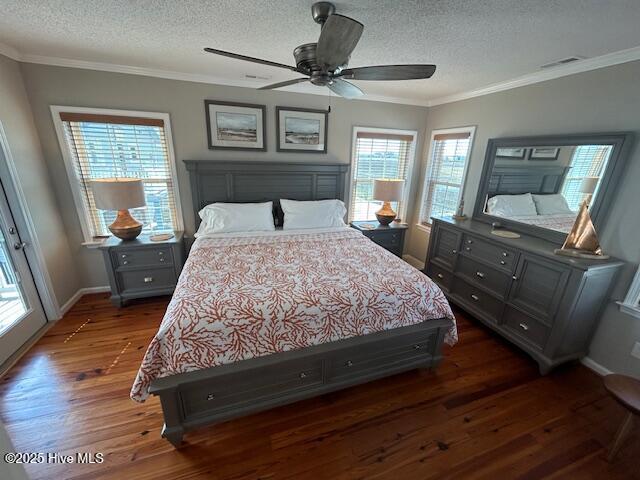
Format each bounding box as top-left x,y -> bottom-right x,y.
530,147 -> 560,160
276,106 -> 328,153
495,147 -> 526,159
205,100 -> 266,150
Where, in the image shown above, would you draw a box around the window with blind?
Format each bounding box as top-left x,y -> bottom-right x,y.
349,129 -> 416,222
53,109 -> 181,242
419,127 -> 475,226
561,145 -> 612,211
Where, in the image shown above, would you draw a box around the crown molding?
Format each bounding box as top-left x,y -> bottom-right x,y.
0,42 -> 21,61
427,45 -> 640,107
3,43 -> 640,108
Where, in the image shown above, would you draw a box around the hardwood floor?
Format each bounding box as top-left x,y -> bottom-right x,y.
0,293 -> 637,479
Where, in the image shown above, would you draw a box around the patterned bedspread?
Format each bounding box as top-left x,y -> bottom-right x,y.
131,228 -> 456,402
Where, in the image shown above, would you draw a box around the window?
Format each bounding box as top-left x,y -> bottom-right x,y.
619,265 -> 640,319
349,127 -> 417,222
419,127 -> 476,226
52,107 -> 182,243
561,145 -> 612,211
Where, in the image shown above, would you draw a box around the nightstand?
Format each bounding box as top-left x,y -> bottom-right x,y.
98,232 -> 185,307
350,221 -> 408,257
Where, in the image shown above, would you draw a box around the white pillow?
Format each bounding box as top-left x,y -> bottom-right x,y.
486,193 -> 537,217
532,194 -> 573,215
280,199 -> 347,230
196,202 -> 275,236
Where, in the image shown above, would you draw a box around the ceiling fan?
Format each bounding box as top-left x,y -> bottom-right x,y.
204,1 -> 436,99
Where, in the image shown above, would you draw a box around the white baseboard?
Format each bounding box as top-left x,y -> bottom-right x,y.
59,286 -> 110,317
402,254 -> 425,270
581,356 -> 613,376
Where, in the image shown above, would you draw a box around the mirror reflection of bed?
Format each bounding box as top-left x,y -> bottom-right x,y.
483,144 -> 613,233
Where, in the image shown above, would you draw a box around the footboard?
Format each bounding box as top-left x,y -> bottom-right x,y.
149,318 -> 452,446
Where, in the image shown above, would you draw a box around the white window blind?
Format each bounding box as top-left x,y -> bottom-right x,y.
350,131 -> 414,221
59,112 -> 180,239
420,130 -> 473,225
561,145 -> 612,211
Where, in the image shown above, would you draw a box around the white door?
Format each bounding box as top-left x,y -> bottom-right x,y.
0,166 -> 47,366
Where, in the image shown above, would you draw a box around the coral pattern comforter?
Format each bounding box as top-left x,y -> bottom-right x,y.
131,228 -> 456,402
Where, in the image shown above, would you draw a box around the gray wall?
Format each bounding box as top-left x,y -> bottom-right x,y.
406,60 -> 640,376
0,55 -> 79,308
19,63 -> 429,288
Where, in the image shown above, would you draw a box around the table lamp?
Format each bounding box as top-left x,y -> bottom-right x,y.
92,178 -> 146,240
580,176 -> 599,206
373,179 -> 404,225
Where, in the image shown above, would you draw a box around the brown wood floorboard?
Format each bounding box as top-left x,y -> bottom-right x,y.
0,293 -> 637,479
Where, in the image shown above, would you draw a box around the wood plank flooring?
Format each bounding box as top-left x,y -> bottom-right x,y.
0,293 -> 637,479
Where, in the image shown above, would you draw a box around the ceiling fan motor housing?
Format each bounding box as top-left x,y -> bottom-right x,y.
311,2 -> 336,24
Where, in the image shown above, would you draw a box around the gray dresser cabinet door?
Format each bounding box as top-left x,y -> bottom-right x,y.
431,225 -> 461,271
508,255 -> 569,325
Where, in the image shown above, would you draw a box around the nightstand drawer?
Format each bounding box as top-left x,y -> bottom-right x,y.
118,267 -> 177,292
368,230 -> 402,248
115,247 -> 173,267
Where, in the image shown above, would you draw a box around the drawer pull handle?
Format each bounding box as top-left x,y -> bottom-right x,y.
158,251 -> 164,256
467,239 -> 473,244
122,260 -> 129,265
476,271 -> 485,279
299,372 -> 308,379
121,254 -> 127,258
207,393 -> 215,401
512,275 -> 518,281
437,273 -> 444,279
471,294 -> 479,301
500,260 -> 506,265
345,360 -> 353,367
452,249 -> 457,254
159,258 -> 165,263
465,247 -> 471,251
413,344 -> 421,350
144,277 -> 154,283
502,252 -> 508,257
519,323 -> 529,331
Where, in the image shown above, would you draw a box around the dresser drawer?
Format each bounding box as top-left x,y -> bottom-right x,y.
327,331 -> 436,383
503,306 -> 549,349
118,267 -> 177,292
456,256 -> 511,298
426,262 -> 453,291
114,247 -> 173,268
431,225 -> 461,270
181,358 -> 323,420
461,234 -> 517,273
451,277 -> 504,324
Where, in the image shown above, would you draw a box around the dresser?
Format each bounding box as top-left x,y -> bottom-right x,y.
425,217 -> 623,374
350,221 -> 408,257
99,233 -> 185,307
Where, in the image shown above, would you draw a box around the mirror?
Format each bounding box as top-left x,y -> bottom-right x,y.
474,134 -> 632,243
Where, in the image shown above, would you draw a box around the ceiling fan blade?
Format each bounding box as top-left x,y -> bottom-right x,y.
204,48 -> 299,72
341,64 -> 437,81
328,79 -> 364,99
316,14 -> 364,71
258,78 -> 310,90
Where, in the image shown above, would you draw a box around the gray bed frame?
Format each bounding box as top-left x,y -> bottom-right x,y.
148,160 -> 453,447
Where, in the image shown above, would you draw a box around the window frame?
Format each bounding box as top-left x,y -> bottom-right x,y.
619,265 -> 640,319
348,126 -> 418,223
416,126 -> 477,231
50,106 -> 184,245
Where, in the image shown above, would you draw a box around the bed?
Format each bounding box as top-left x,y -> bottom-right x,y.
133,161 -> 456,446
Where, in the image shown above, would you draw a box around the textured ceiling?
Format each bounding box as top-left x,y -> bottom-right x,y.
1,0 -> 640,104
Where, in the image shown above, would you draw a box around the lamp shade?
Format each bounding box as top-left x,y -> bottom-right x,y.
373,179 -> 404,202
91,178 -> 146,210
579,176 -> 599,194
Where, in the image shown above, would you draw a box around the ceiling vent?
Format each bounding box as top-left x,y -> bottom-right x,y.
540,56 -> 586,69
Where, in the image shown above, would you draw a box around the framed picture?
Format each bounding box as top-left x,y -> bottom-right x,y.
205,100 -> 266,151
276,106 -> 328,153
496,147 -> 526,159
530,147 -> 560,160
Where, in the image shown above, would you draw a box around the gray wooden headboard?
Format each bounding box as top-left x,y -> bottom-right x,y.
487,165 -> 570,196
183,160 -> 349,226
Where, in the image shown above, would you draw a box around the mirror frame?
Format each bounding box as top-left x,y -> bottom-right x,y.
473,132 -> 634,244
